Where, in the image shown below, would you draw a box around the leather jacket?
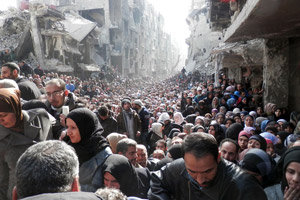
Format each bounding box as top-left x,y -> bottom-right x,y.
149,158 -> 267,200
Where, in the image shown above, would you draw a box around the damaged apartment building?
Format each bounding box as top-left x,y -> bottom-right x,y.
1,0 -> 180,78
186,0 -> 300,112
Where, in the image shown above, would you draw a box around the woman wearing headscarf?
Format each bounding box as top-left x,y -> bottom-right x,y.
264,103 -> 277,117
173,112 -> 185,126
149,122 -> 164,153
275,131 -> 290,156
240,148 -> 277,188
211,97 -> 220,110
239,135 -> 267,162
0,88 -> 52,200
155,144 -> 183,171
208,123 -> 224,145
276,146 -> 300,200
65,108 -> 112,192
102,154 -> 150,199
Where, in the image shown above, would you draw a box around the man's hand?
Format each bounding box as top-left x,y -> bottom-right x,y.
59,130 -> 67,141
60,114 -> 66,127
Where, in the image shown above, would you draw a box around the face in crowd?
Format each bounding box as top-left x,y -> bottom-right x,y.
45,83 -> 66,108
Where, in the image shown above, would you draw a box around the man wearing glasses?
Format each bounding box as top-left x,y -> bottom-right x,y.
45,78 -> 84,139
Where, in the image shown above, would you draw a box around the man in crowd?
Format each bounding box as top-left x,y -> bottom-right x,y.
137,144 -> 158,171
116,98 -> 141,143
13,140 -> 102,200
219,138 -> 239,163
149,133 -> 267,200
45,78 -> 84,139
116,138 -> 138,167
132,99 -> 150,146
1,62 -> 41,100
18,61 -> 33,77
97,105 -> 118,138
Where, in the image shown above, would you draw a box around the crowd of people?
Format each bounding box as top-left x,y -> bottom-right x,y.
0,61 -> 300,200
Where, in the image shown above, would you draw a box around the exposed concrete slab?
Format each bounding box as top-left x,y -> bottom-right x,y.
225,0 -> 300,42
263,39 -> 289,108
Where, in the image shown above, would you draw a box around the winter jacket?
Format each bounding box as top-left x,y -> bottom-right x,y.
79,147 -> 112,192
98,116 -> 118,138
116,109 -> 141,142
149,158 -> 267,200
0,109 -> 53,200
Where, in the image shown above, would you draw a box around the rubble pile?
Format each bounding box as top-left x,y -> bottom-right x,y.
0,9 -> 29,51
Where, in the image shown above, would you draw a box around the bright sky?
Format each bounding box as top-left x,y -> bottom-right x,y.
149,0 -> 191,57
0,1 -> 17,11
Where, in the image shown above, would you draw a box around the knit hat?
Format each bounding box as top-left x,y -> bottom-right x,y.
121,98 -> 131,106
133,99 -> 143,107
233,108 -> 241,114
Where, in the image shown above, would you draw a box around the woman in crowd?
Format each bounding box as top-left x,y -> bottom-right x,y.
102,154 -> 150,199
208,123 -> 224,145
276,146 -> 300,200
65,108 -> 112,192
0,88 -> 52,200
238,131 -> 251,152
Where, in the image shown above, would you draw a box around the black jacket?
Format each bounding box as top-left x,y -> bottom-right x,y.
98,115 -> 118,138
16,77 -> 41,101
149,158 -> 267,200
137,107 -> 150,133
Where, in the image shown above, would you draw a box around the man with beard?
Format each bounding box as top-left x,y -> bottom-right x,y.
116,98 -> 142,143
1,62 -> 41,100
149,133 -> 267,200
97,105 -> 118,138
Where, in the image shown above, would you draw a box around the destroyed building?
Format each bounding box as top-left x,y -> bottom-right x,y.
1,0 -> 180,79
185,0 -> 222,80
186,0 -> 300,112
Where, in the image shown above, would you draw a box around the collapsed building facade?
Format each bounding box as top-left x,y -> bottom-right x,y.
1,0 -> 180,79
186,0 -> 300,112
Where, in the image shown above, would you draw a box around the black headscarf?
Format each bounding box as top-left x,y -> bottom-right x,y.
249,135 -> 267,151
210,124 -> 224,145
168,144 -> 183,160
66,108 -> 109,165
102,154 -> 139,197
277,146 -> 300,192
225,123 -> 244,141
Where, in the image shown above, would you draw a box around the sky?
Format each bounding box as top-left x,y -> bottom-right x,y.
149,0 -> 191,57
0,1 -> 17,11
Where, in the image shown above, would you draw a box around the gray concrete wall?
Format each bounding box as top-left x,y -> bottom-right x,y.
263,39 -> 289,108
288,37 -> 300,112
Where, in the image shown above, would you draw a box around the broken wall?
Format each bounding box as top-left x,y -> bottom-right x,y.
288,37 -> 300,112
